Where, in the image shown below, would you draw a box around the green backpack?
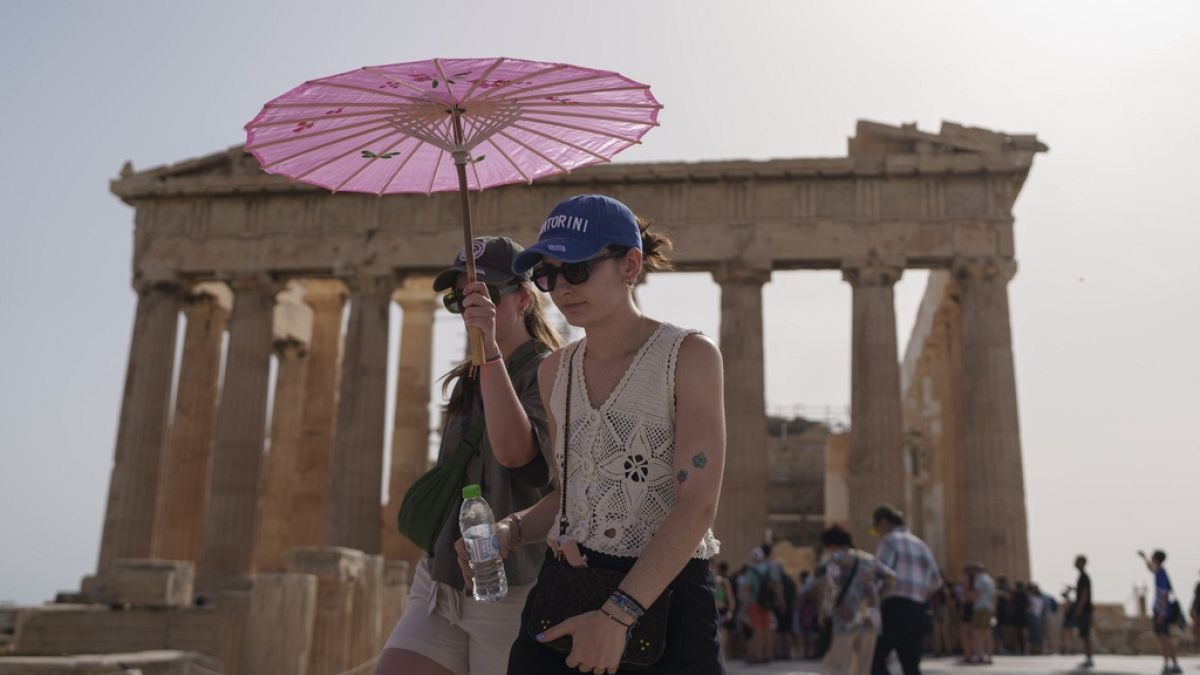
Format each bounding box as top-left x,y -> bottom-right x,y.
396,348 -> 544,556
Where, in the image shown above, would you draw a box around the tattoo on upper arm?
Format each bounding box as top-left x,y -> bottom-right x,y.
692,453 -> 707,469
676,470 -> 688,484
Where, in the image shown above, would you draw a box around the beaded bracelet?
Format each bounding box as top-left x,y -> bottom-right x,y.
608,589 -> 646,621
599,606 -> 634,629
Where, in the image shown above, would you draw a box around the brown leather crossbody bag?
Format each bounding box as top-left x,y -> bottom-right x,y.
523,344 -> 671,670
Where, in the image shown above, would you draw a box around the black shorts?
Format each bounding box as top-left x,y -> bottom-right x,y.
1153,617 -> 1171,636
1076,612 -> 1092,639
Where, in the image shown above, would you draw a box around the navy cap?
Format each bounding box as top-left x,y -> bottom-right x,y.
512,194 -> 642,274
432,236 -> 531,292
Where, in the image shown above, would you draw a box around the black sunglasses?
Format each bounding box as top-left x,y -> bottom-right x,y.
442,281 -> 520,314
530,249 -> 627,292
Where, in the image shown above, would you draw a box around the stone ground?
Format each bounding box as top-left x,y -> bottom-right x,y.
725,655 -> 1200,675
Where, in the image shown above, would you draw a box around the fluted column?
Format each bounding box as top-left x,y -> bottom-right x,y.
327,274 -> 394,554
956,257 -> 1029,580
255,338 -> 310,572
96,279 -> 184,575
152,284 -> 231,563
292,280 -> 347,549
711,263 -> 771,564
843,258 -> 906,548
197,275 -> 280,593
384,278 -> 438,562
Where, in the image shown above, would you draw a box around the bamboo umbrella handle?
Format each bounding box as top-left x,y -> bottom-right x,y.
467,326 -> 486,364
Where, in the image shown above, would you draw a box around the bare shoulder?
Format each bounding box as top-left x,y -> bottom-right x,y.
537,348 -> 567,392
676,333 -> 722,373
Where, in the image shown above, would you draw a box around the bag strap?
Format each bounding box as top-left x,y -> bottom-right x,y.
557,343 -> 581,538
834,556 -> 860,609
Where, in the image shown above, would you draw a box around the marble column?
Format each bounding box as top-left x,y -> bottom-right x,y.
255,338 -> 310,572
152,284 -> 231,564
383,279 -> 438,562
292,280 -> 347,549
327,274 -> 394,554
96,279 -> 183,576
711,263 -> 771,565
197,275 -> 280,593
843,258 -> 906,548
955,257 -> 1029,580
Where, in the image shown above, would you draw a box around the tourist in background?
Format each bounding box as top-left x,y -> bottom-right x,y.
798,570 -> 821,659
965,561 -> 995,665
375,237 -> 561,675
712,560 -> 736,658
819,525 -> 896,675
1059,586 -> 1078,656
740,546 -> 781,664
955,574 -> 975,663
869,504 -> 942,675
1191,570 -> 1200,642
1009,581 -> 1030,655
993,576 -> 1012,654
1068,555 -> 1094,669
1139,549 -> 1182,675
1026,582 -> 1046,655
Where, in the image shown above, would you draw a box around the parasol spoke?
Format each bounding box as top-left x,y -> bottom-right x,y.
459,56 -> 506,103
247,117 -> 397,151
265,101 -> 415,109
460,63 -> 569,104
469,153 -> 483,191
506,84 -> 651,102
378,138 -> 427,195
262,122 -> 397,169
496,130 -> 568,173
516,101 -> 663,110
389,108 -> 456,150
247,109 -> 398,129
308,79 -> 433,105
295,127 -> 407,180
361,66 -> 454,108
461,102 -> 525,150
508,123 -> 612,162
432,58 -> 460,103
518,109 -> 659,126
514,116 -> 644,145
483,137 -> 532,184
332,135 -> 412,192
425,148 -> 445,194
476,72 -> 610,103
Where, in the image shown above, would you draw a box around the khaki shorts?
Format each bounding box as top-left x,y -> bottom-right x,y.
383,559 -> 533,675
971,608 -> 994,630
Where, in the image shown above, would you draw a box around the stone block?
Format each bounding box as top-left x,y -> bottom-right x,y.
351,555 -> 384,662
110,559 -> 194,608
240,573 -> 318,675
284,547 -> 364,675
12,605 -> 169,655
380,560 -> 410,647
0,649 -> 220,675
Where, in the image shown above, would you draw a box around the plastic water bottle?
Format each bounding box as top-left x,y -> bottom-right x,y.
459,484 -> 508,602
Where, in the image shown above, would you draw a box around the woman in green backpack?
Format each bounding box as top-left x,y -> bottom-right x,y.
376,236 -> 562,675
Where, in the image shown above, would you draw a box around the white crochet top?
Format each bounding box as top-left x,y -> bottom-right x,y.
548,322 -> 721,559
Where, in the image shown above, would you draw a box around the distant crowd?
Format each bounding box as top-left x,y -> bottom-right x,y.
710,505 -> 1199,675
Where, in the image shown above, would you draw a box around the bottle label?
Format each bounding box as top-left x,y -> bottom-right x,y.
463,525 -> 499,562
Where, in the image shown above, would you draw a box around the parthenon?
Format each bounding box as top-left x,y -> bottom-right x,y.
5,119 -> 1045,672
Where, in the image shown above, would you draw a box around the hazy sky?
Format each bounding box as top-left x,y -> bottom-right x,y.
2,1 -> 1198,610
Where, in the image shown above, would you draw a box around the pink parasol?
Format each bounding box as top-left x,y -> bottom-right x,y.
244,57 -> 661,363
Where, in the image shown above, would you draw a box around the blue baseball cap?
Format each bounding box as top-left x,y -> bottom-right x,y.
512,194 -> 642,274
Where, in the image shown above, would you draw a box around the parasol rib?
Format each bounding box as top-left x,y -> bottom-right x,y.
247,117 -> 397,151
425,148 -> 445,194
517,109 -> 659,126
496,130 -> 568,173
247,109 -> 398,129
462,63 -> 568,103
361,66 -> 454,108
295,127 -> 405,181
476,72 -> 609,103
505,84 -> 651,102
458,56 -> 506,102
484,137 -> 532,184
509,123 -> 612,162
262,122 -> 396,169
378,139 -> 427,195
332,135 -> 412,192
308,79 -> 431,105
432,58 -> 459,102
515,116 -> 643,145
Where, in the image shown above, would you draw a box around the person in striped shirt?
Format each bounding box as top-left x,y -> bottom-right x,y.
869,504 -> 943,675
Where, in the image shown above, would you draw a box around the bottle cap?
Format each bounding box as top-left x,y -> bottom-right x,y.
462,484 -> 482,500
